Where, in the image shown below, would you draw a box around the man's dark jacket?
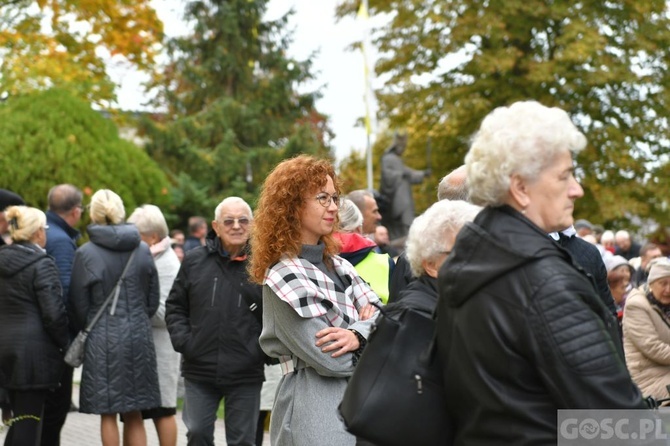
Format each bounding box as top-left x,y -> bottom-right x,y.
437,205 -> 645,445
45,210 -> 80,303
387,252 -> 413,303
166,232 -> 264,386
558,232 -> 617,319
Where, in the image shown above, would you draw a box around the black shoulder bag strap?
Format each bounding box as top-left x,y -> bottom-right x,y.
83,249 -> 137,333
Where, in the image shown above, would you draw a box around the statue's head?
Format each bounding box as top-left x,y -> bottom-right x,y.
389,132 -> 408,155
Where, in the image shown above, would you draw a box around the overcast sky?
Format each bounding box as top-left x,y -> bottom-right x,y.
111,0 -> 376,163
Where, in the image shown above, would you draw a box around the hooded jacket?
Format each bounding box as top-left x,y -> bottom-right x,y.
69,223 -> 160,414
333,232 -> 392,303
165,231 -> 265,386
437,205 -> 645,445
0,242 -> 68,390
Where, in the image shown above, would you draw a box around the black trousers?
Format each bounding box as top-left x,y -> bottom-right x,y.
40,366 -> 73,446
4,389 -> 46,446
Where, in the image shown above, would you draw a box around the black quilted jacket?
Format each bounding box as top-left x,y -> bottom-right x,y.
436,205 -> 646,445
0,242 -> 68,390
69,223 -> 160,414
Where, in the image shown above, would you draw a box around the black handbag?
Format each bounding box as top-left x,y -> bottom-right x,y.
339,306 -> 453,446
64,249 -> 137,368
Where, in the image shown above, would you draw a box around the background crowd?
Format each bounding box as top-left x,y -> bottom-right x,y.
2,102 -> 670,446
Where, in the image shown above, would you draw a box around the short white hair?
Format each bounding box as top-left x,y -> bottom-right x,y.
214,196 -> 252,221
615,230 -> 630,242
466,101 -> 586,207
601,230 -> 615,244
89,189 -> 125,225
405,200 -> 481,277
127,204 -> 169,239
338,198 -> 363,232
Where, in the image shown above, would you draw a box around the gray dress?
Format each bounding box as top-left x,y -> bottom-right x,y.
259,244 -> 377,446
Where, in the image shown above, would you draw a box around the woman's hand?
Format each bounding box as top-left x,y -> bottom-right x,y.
315,327 -> 359,357
358,304 -> 377,321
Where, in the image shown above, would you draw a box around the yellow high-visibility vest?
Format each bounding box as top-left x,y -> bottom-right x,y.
354,251 -> 391,304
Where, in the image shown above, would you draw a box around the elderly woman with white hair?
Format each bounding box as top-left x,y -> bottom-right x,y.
127,204 -> 181,446
387,200 -> 479,317
69,189 -> 160,446
436,101 -> 645,444
623,258 -> 670,403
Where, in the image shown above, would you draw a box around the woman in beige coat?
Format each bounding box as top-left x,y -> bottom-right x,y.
623,258 -> 670,402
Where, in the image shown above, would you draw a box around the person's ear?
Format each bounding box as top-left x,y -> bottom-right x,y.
508,174 -> 530,210
422,258 -> 439,279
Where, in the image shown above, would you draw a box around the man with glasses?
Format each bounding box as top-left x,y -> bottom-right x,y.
166,196 -> 265,446
42,183 -> 84,445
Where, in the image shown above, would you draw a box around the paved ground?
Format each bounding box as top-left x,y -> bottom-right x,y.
1,380 -> 271,445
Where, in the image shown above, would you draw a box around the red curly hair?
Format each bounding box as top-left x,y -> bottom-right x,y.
249,155 -> 341,284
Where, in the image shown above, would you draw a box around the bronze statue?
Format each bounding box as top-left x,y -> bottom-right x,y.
379,133 -> 430,240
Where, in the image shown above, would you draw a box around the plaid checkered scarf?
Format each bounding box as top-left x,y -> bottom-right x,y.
264,255 -> 379,328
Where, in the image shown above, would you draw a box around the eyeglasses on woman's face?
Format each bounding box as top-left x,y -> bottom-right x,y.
314,193 -> 340,208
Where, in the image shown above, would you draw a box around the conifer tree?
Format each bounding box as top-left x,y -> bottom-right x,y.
144,0 -> 333,221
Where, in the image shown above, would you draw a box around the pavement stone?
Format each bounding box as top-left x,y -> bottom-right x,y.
0,381 -> 271,446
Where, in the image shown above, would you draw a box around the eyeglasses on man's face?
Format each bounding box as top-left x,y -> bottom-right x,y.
221,217 -> 250,228
315,193 -> 340,208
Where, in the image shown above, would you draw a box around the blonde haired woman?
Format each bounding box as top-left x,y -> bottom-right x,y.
69,189 -> 160,446
0,206 -> 68,446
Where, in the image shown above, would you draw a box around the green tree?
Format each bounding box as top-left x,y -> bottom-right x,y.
143,0 -> 332,221
338,0 -> 670,229
0,88 -> 171,230
0,0 -> 163,105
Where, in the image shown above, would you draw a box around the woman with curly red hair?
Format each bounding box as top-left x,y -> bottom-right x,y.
249,155 -> 380,446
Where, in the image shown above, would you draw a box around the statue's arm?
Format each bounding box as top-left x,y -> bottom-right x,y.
403,165 -> 427,184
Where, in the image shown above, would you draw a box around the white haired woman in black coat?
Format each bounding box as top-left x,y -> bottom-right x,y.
437,101 -> 646,444
69,189 -> 160,446
0,205 -> 69,446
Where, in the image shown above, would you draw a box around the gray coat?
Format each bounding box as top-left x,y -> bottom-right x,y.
69,224 -> 160,414
259,249 -> 376,446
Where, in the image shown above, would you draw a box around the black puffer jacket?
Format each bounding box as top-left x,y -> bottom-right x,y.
437,205 -> 645,445
0,242 -> 68,390
166,233 -> 264,386
69,224 -> 160,414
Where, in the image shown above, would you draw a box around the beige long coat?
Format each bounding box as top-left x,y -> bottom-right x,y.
623,288 -> 670,401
